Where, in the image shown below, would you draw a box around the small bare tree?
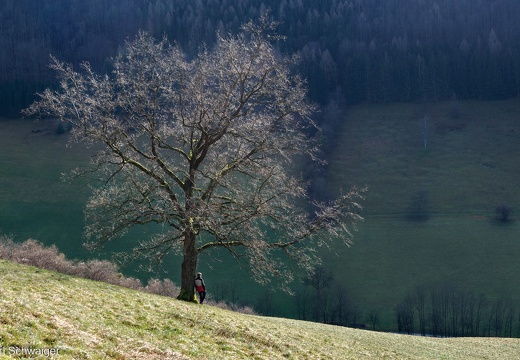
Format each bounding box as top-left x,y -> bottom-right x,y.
24,17 -> 363,301
305,265 -> 334,322
367,308 -> 380,330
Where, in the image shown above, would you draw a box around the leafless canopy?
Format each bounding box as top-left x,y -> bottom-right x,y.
25,17 -> 363,297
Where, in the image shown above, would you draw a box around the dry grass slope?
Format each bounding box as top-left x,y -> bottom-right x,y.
0,260 -> 519,359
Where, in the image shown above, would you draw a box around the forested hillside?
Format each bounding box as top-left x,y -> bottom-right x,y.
1,0 -> 520,116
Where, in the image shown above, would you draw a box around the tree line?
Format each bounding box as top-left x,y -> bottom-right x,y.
396,283 -> 519,338
2,0 -> 520,117
292,266 -> 366,329
255,272 -> 520,338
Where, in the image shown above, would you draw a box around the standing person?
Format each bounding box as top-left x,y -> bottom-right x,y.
194,272 -> 206,304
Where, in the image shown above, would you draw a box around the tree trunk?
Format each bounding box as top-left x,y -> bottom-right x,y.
177,229 -> 198,302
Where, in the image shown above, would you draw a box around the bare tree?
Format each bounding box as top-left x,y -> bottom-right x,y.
504,300 -> 515,337
367,308 -> 380,330
332,285 -> 360,327
213,281 -> 228,302
228,278 -> 241,305
214,278 -> 240,305
475,294 -> 487,336
396,294 -> 415,335
331,285 -> 349,325
23,16 -> 363,302
294,285 -> 311,320
305,265 -> 334,322
415,284 -> 428,336
255,291 -> 274,316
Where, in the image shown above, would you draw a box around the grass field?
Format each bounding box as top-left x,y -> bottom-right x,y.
0,119 -> 90,258
1,259 -> 520,359
2,99 -> 520,333
326,99 -> 520,329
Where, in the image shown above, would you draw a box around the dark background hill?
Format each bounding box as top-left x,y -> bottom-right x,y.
2,0 -> 520,117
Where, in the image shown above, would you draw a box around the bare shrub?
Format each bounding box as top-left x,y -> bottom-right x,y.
83,259 -> 119,283
235,306 -> 257,315
16,239 -> 60,268
0,238 -> 72,273
0,236 -> 255,315
117,276 -> 144,290
145,278 -> 179,298
208,300 -> 232,311
0,237 -> 151,293
69,261 -> 89,278
0,235 -> 17,259
206,300 -> 257,315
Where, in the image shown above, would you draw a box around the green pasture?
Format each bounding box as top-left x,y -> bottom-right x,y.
0,119 -> 90,258
326,99 -> 520,329
2,99 -> 520,332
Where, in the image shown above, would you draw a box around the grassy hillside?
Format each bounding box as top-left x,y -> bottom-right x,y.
1,260 -> 519,359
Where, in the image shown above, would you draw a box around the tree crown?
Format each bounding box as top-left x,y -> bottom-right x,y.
24,20 -> 364,287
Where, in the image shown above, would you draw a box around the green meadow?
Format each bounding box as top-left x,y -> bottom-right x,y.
2,99 -> 520,332
0,119 -> 91,258
326,99 -> 520,329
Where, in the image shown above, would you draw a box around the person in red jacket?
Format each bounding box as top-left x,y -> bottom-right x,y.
194,272 -> 206,304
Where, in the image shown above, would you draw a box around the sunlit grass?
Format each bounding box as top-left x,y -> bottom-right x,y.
1,260 -> 520,359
